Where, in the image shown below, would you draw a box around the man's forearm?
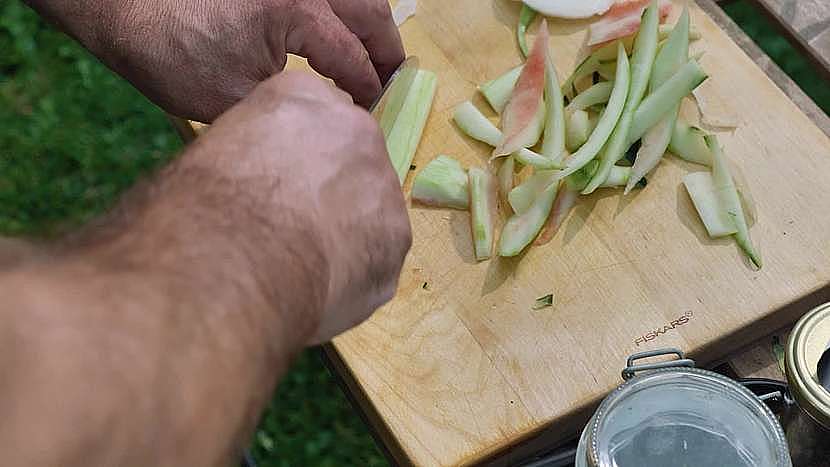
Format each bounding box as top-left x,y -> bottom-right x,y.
24,0 -> 116,53
0,67 -> 411,466
0,162 -> 327,466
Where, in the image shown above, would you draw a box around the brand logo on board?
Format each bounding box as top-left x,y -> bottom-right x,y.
634,311 -> 694,346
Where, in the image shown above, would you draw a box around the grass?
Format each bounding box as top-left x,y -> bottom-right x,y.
250,351 -> 387,467
0,1 -> 180,236
0,0 -> 826,465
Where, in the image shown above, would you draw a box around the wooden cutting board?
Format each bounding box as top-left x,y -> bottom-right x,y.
305,1 -> 830,465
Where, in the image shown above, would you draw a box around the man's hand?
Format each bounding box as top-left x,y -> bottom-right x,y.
184,71 -> 412,343
26,0 -> 405,121
0,73 -> 411,466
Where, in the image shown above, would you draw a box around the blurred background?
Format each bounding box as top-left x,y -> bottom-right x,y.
0,1 -> 827,465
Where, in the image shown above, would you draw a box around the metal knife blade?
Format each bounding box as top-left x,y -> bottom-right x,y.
370,56 -> 420,135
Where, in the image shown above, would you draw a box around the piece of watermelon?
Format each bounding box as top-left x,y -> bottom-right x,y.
588,0 -> 671,47
493,20 -> 550,158
534,183 -> 579,245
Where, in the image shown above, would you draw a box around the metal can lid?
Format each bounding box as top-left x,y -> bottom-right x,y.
586,367 -> 789,467
785,302 -> 830,429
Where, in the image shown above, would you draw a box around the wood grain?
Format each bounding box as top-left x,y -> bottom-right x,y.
170,1 -> 830,464
326,1 -> 830,465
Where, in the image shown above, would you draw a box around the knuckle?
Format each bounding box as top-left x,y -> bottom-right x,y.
368,0 -> 393,22
286,0 -> 315,18
249,76 -> 286,105
271,70 -> 318,91
259,71 -> 338,107
398,219 -> 413,255
376,282 -> 397,308
355,108 -> 381,132
335,37 -> 372,79
349,108 -> 384,143
382,194 -> 412,260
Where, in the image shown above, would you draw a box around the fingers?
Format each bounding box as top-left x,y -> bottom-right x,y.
260,71 -> 353,107
285,0 -> 382,108
325,0 -> 406,84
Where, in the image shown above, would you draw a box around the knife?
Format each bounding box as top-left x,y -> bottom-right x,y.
370,56 -> 420,136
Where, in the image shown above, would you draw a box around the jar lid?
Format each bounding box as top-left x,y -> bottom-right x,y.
785,302 -> 830,429
587,367 -> 790,467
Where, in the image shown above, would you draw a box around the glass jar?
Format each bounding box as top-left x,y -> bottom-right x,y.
576,349 -> 792,467
783,302 -> 830,466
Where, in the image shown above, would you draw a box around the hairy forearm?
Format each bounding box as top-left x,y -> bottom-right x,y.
24,0 -> 120,52
23,0 -> 178,70
0,64 -> 410,466
22,0 -> 259,121
0,160 -> 327,466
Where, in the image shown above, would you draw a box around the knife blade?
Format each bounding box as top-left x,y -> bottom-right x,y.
371,56 -> 420,136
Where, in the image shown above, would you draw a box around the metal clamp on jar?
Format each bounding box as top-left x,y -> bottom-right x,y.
575,348 -> 792,467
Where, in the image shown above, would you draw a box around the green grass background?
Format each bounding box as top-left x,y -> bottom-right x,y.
0,0 -> 826,465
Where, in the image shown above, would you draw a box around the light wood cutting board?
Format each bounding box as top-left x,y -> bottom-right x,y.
175,1 -> 830,465
316,0 -> 830,465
